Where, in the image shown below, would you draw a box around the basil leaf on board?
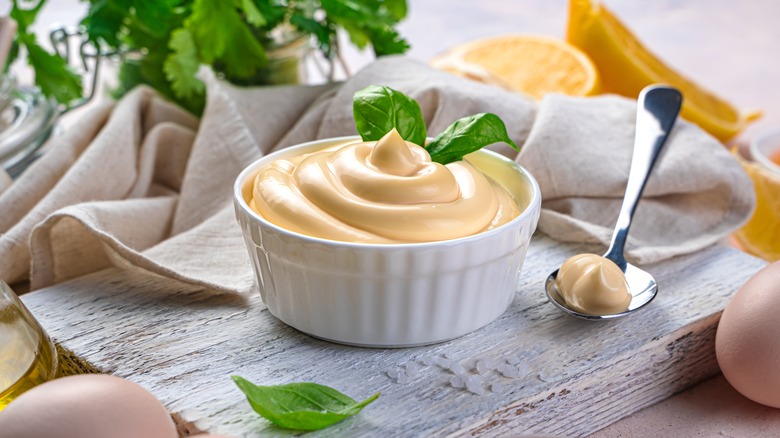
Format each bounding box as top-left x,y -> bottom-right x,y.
353,85 -> 427,146
426,113 -> 518,165
232,376 -> 379,431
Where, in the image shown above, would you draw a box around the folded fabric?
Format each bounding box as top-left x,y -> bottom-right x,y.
0,56 -> 755,294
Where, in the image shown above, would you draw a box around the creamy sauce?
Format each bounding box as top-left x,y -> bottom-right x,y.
249,129 -> 521,243
555,253 -> 631,315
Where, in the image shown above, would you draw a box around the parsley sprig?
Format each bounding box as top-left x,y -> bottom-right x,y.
6,0 -> 410,115
6,0 -> 83,106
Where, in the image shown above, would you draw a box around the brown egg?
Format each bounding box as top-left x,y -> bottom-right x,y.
0,374 -> 177,438
716,260 -> 780,408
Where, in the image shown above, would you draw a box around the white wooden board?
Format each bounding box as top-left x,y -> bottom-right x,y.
21,236 -> 766,436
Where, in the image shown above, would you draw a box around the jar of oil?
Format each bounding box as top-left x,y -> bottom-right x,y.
0,281 -> 57,411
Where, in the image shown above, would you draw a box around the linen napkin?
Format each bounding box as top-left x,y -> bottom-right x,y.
0,56 -> 754,294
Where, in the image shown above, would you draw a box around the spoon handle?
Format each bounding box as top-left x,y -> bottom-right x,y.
604,85 -> 683,270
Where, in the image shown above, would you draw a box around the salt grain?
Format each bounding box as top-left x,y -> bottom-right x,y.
498,363 -> 519,378
506,355 -> 522,365
435,357 -> 452,369
449,375 -> 465,389
537,369 -> 565,383
387,369 -> 399,379
465,375 -> 485,395
405,363 -> 420,378
476,360 -> 489,375
476,358 -> 497,375
490,382 -> 508,394
514,362 -> 530,378
449,362 -> 467,376
396,370 -> 409,384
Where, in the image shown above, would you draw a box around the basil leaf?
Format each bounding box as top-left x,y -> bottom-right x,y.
353,85 -> 427,146
426,113 -> 518,164
232,376 -> 379,431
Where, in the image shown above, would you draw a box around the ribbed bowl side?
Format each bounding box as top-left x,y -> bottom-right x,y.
237,201 -> 539,347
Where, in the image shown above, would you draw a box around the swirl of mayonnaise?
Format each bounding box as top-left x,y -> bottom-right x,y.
250,128 -> 520,243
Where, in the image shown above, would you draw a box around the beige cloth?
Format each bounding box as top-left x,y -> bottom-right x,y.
0,57 -> 754,294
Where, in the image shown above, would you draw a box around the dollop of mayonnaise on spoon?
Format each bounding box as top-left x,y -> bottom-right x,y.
555,253 -> 632,315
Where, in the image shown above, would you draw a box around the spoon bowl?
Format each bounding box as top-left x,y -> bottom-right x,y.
545,263 -> 658,320
545,85 -> 682,319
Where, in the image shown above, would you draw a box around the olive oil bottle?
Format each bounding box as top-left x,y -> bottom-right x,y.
0,283 -> 57,411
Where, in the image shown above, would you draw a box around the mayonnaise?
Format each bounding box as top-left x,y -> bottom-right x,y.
555,253 -> 631,315
249,128 -> 521,243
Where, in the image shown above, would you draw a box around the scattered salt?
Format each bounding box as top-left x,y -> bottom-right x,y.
449,375 -> 465,389
490,382 -> 508,394
476,358 -> 498,375
537,369 -> 565,383
449,362 -> 467,376
506,354 -> 523,365
386,369 -> 399,379
435,357 -> 452,369
498,363 -> 519,378
404,363 -> 420,378
476,360 -> 488,375
396,370 -> 409,384
514,362 -> 531,378
465,375 -> 485,395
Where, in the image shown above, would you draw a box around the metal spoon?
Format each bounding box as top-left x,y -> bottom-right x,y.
545,85 -> 683,320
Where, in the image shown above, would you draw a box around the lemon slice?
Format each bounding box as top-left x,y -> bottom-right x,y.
430,34 -> 601,100
566,0 -> 760,142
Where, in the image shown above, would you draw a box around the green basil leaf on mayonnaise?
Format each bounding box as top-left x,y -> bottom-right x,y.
232,376 -> 379,431
353,85 -> 427,147
425,113 -> 519,164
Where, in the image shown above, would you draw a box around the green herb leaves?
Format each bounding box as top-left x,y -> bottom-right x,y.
353,85 -> 518,164
427,113 -> 518,164
8,0 -> 83,106
232,376 -> 379,431
74,0 -> 411,114
353,85 -> 427,146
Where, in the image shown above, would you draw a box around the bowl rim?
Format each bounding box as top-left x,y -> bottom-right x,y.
750,128 -> 780,174
233,135 -> 542,249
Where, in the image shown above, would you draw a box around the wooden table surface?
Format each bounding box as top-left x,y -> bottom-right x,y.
20,237 -> 767,436
10,0 -> 780,436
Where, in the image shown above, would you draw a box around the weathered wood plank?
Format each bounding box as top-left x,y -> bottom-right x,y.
21,235 -> 766,437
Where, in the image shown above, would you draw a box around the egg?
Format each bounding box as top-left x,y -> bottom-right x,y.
0,374 -> 177,438
716,260 -> 780,408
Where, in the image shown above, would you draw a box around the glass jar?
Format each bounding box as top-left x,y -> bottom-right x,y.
219,26 -> 314,87
0,280 -> 58,410
0,74 -> 59,179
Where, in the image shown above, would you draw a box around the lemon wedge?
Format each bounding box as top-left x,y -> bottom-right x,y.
430,34 -> 601,100
566,0 -> 760,142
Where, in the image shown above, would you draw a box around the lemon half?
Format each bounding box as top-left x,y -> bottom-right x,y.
430,34 -> 601,100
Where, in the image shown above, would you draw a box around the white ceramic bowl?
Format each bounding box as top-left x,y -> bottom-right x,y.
751,128 -> 780,175
234,136 -> 541,347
